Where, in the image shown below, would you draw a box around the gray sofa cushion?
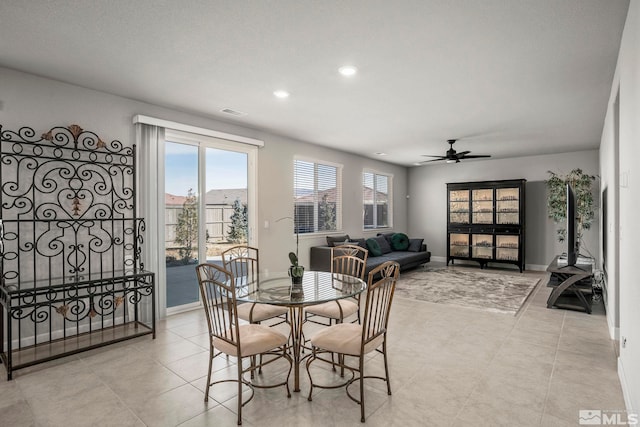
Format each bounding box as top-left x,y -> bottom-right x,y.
366,250 -> 430,272
350,237 -> 367,248
377,232 -> 395,245
367,235 -> 393,256
408,238 -> 424,252
374,235 -> 392,254
326,235 -> 350,247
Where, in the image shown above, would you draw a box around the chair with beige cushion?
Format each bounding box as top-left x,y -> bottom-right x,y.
305,244 -> 368,325
222,245 -> 289,325
196,263 -> 292,426
305,261 -> 400,423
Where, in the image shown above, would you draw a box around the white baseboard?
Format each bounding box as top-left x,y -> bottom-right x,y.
618,357 -> 637,417
430,256 -> 447,263
525,263 -> 547,272
607,315 -> 620,340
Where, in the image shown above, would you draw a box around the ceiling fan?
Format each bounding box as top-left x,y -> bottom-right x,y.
420,139 -> 492,164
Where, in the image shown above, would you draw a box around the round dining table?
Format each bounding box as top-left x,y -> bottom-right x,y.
234,270 -> 367,392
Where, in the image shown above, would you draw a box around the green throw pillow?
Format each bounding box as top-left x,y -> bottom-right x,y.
391,233 -> 410,251
366,237 -> 382,257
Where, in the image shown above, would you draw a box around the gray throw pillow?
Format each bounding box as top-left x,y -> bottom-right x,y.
408,238 -> 424,252
326,235 -> 350,247
374,235 -> 392,254
377,232 -> 395,245
350,238 -> 367,249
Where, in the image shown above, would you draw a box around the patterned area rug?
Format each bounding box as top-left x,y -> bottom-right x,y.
395,267 -> 540,315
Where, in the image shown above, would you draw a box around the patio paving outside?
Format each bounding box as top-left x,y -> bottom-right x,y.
166,258 -> 223,307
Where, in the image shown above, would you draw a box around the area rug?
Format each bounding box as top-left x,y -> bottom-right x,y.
395,267 -> 540,315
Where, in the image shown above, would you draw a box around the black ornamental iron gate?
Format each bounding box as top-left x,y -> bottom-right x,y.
0,124 -> 155,379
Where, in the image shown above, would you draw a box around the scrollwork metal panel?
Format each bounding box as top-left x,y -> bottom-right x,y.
0,124 -> 155,380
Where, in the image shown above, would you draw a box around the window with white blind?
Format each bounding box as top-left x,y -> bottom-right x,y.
363,171 -> 392,229
293,159 -> 342,234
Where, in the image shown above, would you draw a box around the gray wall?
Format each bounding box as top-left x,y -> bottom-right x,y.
407,150 -> 600,269
600,0 -> 640,412
0,66 -> 408,275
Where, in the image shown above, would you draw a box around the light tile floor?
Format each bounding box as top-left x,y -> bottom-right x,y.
0,266 -> 626,426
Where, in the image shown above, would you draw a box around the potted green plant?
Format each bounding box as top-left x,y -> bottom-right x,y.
288,251 -> 304,285
545,168 -> 596,252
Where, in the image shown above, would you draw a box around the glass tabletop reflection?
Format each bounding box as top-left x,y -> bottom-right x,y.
234,270 -> 366,306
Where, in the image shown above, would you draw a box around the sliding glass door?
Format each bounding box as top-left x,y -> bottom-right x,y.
164,132 -> 252,312
165,142 -> 200,309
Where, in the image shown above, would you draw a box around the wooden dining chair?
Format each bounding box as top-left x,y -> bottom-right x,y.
304,244 -> 368,326
222,245 -> 289,325
305,261 -> 400,423
196,263 -> 292,426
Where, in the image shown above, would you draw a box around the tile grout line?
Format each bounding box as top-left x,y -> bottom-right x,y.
538,310 -> 567,426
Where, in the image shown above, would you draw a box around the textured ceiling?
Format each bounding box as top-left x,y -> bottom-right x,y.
0,0 -> 629,166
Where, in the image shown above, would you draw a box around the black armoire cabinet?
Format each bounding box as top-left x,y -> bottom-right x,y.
447,179 -> 526,272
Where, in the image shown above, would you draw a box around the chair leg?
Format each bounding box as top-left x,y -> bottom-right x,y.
383,340 -> 391,395
205,346 -> 213,402
337,318 -> 347,377
359,356 -> 365,423
237,359 -> 243,425
250,355 -> 256,379
306,347 -> 317,401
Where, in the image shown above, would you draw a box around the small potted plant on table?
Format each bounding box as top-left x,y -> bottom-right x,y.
289,252 -> 304,285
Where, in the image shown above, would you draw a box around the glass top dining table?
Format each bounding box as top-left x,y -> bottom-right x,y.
235,270 -> 366,306
234,270 -> 367,392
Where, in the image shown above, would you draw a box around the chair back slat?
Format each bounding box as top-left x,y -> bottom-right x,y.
196,263 -> 240,349
361,261 -> 399,346
331,244 -> 368,280
222,245 -> 260,287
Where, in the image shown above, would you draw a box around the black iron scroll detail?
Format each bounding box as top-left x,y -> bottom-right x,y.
0,124 -> 142,286
0,124 -> 155,380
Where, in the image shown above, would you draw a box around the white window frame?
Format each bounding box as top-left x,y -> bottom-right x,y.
363,169 -> 393,230
293,156 -> 343,235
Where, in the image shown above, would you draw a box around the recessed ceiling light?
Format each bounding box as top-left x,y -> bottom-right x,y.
273,90 -> 290,99
375,152 -> 387,156
338,65 -> 358,77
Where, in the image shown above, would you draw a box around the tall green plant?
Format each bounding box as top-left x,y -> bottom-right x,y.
227,199 -> 247,243
318,193 -> 336,231
546,169 -> 595,250
175,188 -> 198,264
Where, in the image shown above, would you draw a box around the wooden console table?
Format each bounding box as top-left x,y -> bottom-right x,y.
546,256 -> 593,314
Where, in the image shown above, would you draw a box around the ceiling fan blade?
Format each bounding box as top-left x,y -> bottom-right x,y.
421,155 -> 448,159
419,158 -> 449,163
455,151 -> 471,157
459,154 -> 491,159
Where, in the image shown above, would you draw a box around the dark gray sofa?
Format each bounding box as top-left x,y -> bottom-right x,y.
309,233 -> 431,276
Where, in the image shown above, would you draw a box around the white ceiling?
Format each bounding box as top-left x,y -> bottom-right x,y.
0,0 -> 629,166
